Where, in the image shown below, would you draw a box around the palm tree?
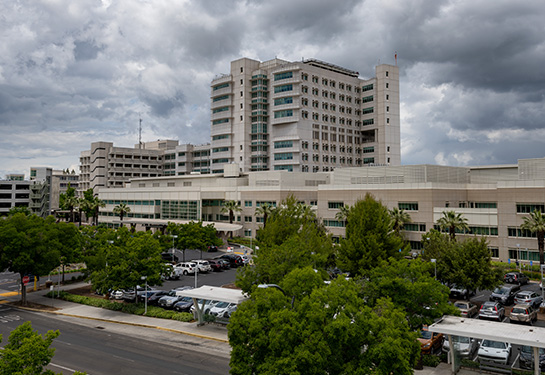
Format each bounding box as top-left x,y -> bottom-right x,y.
221,200 -> 241,224
335,205 -> 351,226
64,195 -> 78,223
255,202 -> 274,228
389,207 -> 411,236
88,197 -> 106,226
436,210 -> 469,240
521,209 -> 545,265
113,203 -> 131,222
77,197 -> 87,226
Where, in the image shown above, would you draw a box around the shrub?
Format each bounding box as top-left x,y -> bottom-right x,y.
421,354 -> 441,367
45,291 -> 193,322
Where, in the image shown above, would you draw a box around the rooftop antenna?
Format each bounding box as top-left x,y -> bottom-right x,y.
138,115 -> 142,150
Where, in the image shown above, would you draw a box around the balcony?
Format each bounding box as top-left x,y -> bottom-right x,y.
211,111 -> 232,121
270,114 -> 300,126
211,97 -> 232,109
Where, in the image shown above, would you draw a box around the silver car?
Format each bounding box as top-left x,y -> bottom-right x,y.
442,335 -> 478,358
479,301 -> 505,321
514,291 -> 543,308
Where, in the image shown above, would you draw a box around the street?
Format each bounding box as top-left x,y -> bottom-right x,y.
0,305 -> 231,375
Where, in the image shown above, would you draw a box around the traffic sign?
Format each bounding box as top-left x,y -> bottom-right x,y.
22,276 -> 29,285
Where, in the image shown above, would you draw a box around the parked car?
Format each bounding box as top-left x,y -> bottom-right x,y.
137,289 -> 160,303
239,255 -> 250,265
454,301 -> 478,318
519,345 -> 545,371
217,254 -> 244,268
489,284 -> 520,305
514,290 -> 543,308
174,262 -> 197,275
477,340 -> 511,365
158,287 -> 193,309
163,263 -> 182,280
449,285 -> 474,300
147,290 -> 169,306
110,290 -> 124,300
209,301 -> 237,318
442,335 -> 478,358
216,259 -> 231,270
223,304 -> 237,318
191,260 -> 212,273
190,299 -> 220,315
418,328 -> 443,354
173,296 -> 195,312
504,272 -> 529,285
479,301 -> 505,321
510,303 -> 538,324
208,259 -> 223,272
208,245 -> 219,252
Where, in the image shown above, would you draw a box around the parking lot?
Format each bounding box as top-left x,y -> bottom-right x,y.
447,280 -> 545,370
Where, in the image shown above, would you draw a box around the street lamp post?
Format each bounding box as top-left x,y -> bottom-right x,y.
431,259 -> 437,279
141,276 -> 148,315
171,235 -> 178,263
258,284 -> 294,308
516,243 -> 521,271
541,265 -> 545,302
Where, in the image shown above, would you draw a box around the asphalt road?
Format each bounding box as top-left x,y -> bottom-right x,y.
0,305 -> 231,375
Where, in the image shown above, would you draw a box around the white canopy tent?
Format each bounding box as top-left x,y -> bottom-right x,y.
429,315 -> 545,374
176,285 -> 248,325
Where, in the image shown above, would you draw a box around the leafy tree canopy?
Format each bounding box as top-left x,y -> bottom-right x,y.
336,193 -> 408,276
0,214 -> 78,304
362,257 -> 458,330
421,229 -> 501,293
229,275 -> 419,375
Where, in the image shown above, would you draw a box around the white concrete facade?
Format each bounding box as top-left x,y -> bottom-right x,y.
96,157 -> 545,263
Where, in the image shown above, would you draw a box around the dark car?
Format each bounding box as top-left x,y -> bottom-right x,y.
504,272 -> 529,285
173,296 -> 194,312
489,284 -> 520,305
218,254 -> 244,268
208,259 -> 223,272
519,345 -> 545,371
208,245 -> 219,252
216,259 -> 231,270
147,290 -> 169,306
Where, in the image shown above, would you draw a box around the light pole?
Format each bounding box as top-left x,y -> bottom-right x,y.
431,259 -> 437,279
516,243 -> 521,271
541,265 -> 545,302
141,276 -> 148,315
171,235 -> 178,263
258,284 -> 294,308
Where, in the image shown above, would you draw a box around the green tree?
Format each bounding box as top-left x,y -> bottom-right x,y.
165,221 -> 221,261
86,229 -> 165,294
49,221 -> 82,284
256,195 -> 325,248
336,193 -> 407,276
113,203 -> 131,222
229,275 -> 419,375
0,214 -> 63,304
436,210 -> 469,240
521,209 -> 545,265
254,202 -> 274,228
87,196 -> 105,226
7,206 -> 31,216
0,321 -> 61,375
59,185 -> 77,222
362,258 -> 458,330
389,207 -> 411,236
421,230 -> 501,294
221,200 -> 241,225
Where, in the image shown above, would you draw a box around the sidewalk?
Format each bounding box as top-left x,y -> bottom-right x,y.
1,282 -> 229,344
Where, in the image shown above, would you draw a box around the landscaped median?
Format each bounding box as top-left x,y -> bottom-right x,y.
46,291 -> 194,322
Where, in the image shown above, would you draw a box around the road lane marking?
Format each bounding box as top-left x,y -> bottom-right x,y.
0,292 -> 19,297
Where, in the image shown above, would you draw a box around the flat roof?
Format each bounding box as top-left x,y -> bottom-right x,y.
429,316 -> 545,348
176,285 -> 248,304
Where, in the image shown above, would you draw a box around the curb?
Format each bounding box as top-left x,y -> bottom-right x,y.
8,303 -> 229,344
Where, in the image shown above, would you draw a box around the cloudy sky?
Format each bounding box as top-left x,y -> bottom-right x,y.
1,0 -> 544,178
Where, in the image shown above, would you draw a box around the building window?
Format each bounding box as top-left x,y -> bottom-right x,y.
274,109 -> 293,118
274,84 -> 293,93
362,84 -> 373,92
362,95 -> 373,103
274,71 -> 293,81
328,201 -> 344,209
517,203 -> 545,213
274,97 -> 293,105
274,140 -> 293,149
398,202 -> 418,211
213,83 -> 229,91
